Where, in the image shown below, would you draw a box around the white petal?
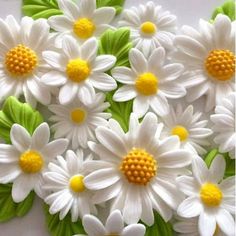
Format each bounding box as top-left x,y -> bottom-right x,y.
80,37 -> 98,61
216,209 -> 235,236
148,47 -> 165,69
92,55 -> 116,72
31,123 -> 50,150
150,94 -> 169,116
121,224 -> 146,236
133,96 -> 150,118
77,82 -> 95,105
79,0 -> 96,16
113,85 -> 137,102
57,0 -> 80,20
83,215 -> 106,236
90,73 -> 117,91
176,176 -> 199,196
0,144 -> 19,163
48,15 -> 73,32
111,67 -> 135,85
41,71 -> 67,86
198,212 -> 216,236
62,35 -> 80,58
209,154 -> 225,183
93,7 -> 115,24
0,164 -> 21,184
129,48 -> 147,74
0,19 -> 15,48
59,83 -> 78,105
105,210 -> 124,234
192,156 -> 209,185
42,51 -> 66,70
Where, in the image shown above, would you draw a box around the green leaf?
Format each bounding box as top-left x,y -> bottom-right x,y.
44,204 -> 85,236
96,0 -> 125,15
211,0 -> 235,21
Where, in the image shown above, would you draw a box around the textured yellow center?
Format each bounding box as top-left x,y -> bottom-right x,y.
70,108 -> 86,124
19,150 -> 44,173
69,175 -> 85,193
200,183 -> 223,207
66,58 -> 90,83
205,49 -> 235,81
135,72 -> 158,96
120,148 -> 157,185
140,21 -> 157,34
73,18 -> 96,39
5,44 -> 38,77
171,125 -> 189,141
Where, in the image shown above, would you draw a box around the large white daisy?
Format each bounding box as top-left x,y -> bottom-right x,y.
119,1 -> 177,57
42,36 -> 117,105
112,47 -> 186,118
177,155 -> 235,236
211,92 -> 235,159
49,93 -> 111,149
173,14 -> 235,111
84,112 -> 192,225
0,123 -> 68,202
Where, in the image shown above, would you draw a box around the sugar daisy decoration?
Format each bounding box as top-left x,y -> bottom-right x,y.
177,155 -> 235,236
173,14 -> 235,111
112,47 -> 186,118
84,112 -> 192,225
0,123 -> 68,202
119,1 -> 177,57
42,36 -> 117,105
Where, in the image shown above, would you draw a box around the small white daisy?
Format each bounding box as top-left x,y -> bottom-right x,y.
173,14 -> 235,111
119,1 -> 177,56
161,104 -> 213,155
49,93 -> 111,149
177,155 -> 235,236
42,36 -> 117,105
0,123 -> 68,202
43,150 -> 97,222
211,92 -> 235,159
84,112 -> 192,225
112,47 -> 186,118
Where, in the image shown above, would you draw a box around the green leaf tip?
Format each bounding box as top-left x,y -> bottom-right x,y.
211,0 -> 235,21
96,0 -> 125,15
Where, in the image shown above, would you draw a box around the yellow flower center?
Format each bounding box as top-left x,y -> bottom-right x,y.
200,183 -> 223,207
66,58 -> 90,83
19,150 -> 44,174
140,21 -> 157,35
120,148 -> 157,185
205,49 -> 235,81
135,72 -> 158,96
69,175 -> 85,193
70,108 -> 86,124
73,18 -> 96,39
5,44 -> 38,77
171,125 -> 189,142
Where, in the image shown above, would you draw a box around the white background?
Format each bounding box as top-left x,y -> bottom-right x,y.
0,0 -> 226,235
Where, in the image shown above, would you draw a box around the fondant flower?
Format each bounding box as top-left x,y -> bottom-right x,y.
49,93 -> 111,149
43,150 -> 97,222
0,16 -> 54,107
119,1 -> 177,56
112,47 -> 185,118
42,36 -> 117,105
84,112 -> 192,225
161,104 -> 213,155
211,92 -> 235,159
173,14 -> 235,111
0,123 -> 68,202
177,155 -> 235,236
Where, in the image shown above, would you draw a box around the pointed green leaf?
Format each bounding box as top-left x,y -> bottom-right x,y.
96,0 -> 125,15
211,0 -> 235,21
16,191 -> 35,217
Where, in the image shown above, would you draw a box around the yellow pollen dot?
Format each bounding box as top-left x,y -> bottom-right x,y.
135,72 -> 158,96
205,49 -> 235,81
70,108 -> 86,124
140,21 -> 157,35
69,175 -> 85,193
73,18 -> 96,39
171,125 -> 189,141
120,148 -> 157,185
200,182 -> 223,207
5,44 -> 38,77
66,58 -> 90,83
19,150 -> 44,174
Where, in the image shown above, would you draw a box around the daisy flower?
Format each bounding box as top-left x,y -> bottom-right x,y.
0,16 -> 54,107
161,104 -> 213,155
112,47 -> 186,118
177,155 -> 235,236
84,112 -> 192,225
42,36 -> 117,105
119,1 -> 177,56
173,14 -> 235,111
0,123 -> 68,202
211,92 -> 235,159
49,93 -> 111,149
48,0 -> 115,42
43,150 -> 97,222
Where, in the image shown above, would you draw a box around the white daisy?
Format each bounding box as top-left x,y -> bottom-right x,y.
173,14 -> 235,111
43,150 -> 97,222
161,104 -> 213,155
177,155 -> 235,236
119,1 -> 177,57
42,36 -> 117,105
49,93 -> 111,149
0,123 -> 68,202
0,16 -> 54,107
211,92 -> 235,159
48,0 -> 115,42
84,112 -> 192,225
112,47 -> 186,118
